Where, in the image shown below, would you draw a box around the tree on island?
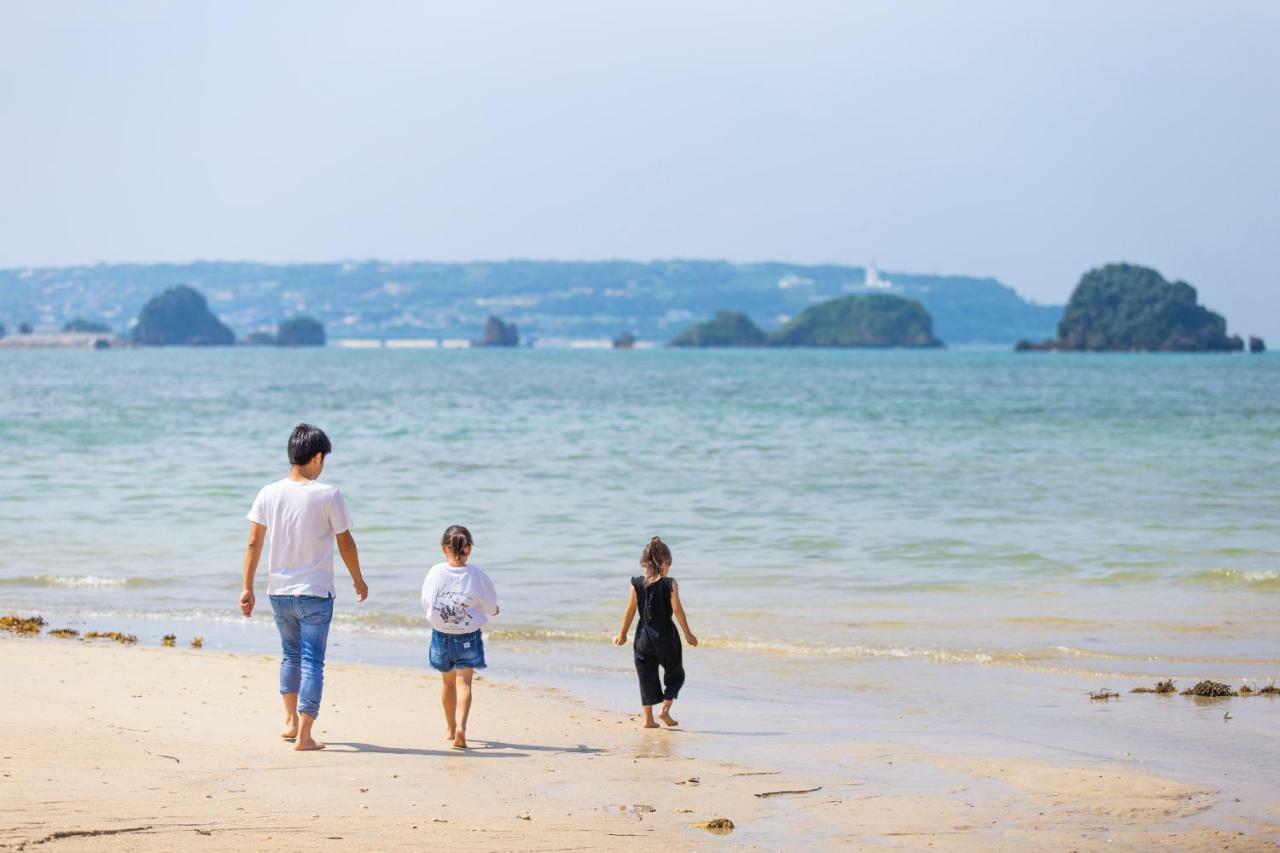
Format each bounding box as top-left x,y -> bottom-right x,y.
132,285 -> 235,346
62,318 -> 111,334
276,316 -> 326,347
613,331 -> 637,350
768,294 -> 942,348
670,311 -> 767,347
475,315 -> 519,347
18,322 -> 33,335
1016,264 -> 1245,352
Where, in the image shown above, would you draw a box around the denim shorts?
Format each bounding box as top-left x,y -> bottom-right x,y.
429,628 -> 486,672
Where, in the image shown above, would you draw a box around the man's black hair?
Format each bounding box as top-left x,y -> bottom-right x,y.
288,423 -> 332,465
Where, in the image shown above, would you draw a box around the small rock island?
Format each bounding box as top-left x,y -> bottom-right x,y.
475,315 -> 519,347
769,294 -> 942,348
132,285 -> 235,346
1016,264 -> 1250,352
275,316 -> 326,347
670,311 -> 767,347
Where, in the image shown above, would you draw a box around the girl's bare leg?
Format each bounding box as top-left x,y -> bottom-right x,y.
658,699 -> 678,727
453,668 -> 474,748
441,671 -> 458,740
642,705 -> 659,728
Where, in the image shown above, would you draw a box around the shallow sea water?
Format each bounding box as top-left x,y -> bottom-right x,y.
2,347 -> 1278,822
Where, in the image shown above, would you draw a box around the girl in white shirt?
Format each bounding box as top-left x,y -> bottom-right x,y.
421,524 -> 499,749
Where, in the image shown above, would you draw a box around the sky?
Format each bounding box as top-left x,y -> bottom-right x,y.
1,1 -> 1277,334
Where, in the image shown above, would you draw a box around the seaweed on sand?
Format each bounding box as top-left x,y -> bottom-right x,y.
697,818 -> 734,835
84,631 -> 138,645
1131,679 -> 1176,694
190,636 -> 204,648
1088,689 -> 1120,700
162,634 -> 176,647
1240,680 -> 1278,696
48,628 -> 80,639
1182,680 -> 1236,697
0,615 -> 45,635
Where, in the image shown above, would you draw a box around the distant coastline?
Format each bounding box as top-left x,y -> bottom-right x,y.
0,258 -> 1061,346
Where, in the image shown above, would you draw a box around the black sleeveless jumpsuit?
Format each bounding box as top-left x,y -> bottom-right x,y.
631,576 -> 685,706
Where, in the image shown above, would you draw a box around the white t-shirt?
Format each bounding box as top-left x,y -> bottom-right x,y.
247,478 -> 353,597
420,562 -> 499,634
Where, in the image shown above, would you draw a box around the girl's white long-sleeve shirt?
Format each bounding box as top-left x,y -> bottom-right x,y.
420,562 -> 499,634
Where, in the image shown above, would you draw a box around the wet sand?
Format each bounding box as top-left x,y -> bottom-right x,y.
1,637 -> 1277,850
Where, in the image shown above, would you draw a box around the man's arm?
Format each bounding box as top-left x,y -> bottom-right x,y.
240,522 -> 266,617
336,530 -> 369,602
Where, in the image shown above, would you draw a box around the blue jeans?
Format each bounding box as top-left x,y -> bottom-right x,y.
429,628 -> 486,672
270,594 -> 333,718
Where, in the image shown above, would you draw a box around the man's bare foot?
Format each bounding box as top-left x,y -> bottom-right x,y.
294,736 -> 325,751
281,719 -> 299,740
658,711 -> 679,727
643,720 -> 660,729
453,732 -> 468,749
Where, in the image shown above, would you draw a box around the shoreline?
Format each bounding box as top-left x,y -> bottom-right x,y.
3,636 -> 1278,850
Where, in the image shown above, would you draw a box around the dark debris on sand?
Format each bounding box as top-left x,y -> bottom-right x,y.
1088,689 -> 1120,700
48,628 -> 80,639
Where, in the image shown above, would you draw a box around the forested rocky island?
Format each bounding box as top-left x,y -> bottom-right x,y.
670,311 -> 767,347
132,286 -> 235,346
1016,264 -> 1254,352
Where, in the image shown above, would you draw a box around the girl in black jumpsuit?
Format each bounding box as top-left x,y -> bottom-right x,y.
613,537 -> 699,728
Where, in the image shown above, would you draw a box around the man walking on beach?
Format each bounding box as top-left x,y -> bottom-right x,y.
240,423 -> 369,751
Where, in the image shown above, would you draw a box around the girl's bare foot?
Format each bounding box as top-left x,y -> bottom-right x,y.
453,731 -> 468,749
281,718 -> 299,740
294,736 -> 325,751
658,711 -> 679,727
445,728 -> 456,742
643,720 -> 660,728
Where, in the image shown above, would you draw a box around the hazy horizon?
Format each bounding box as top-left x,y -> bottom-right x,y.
3,1 -> 1277,336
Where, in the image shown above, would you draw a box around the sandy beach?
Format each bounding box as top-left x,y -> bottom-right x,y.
2,635 -> 1276,851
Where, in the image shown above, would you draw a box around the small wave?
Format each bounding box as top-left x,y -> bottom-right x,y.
0,575 -> 168,589
1183,568 -> 1280,590
1053,645 -> 1280,666
329,615 -> 1015,663
1084,569 -> 1159,585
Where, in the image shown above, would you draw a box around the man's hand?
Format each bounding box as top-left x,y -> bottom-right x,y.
685,632 -> 698,647
353,578 -> 369,603
239,588 -> 255,617
613,632 -> 627,646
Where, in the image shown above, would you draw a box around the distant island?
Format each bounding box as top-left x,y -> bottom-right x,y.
770,294 -> 942,348
670,311 -> 767,347
671,295 -> 942,348
132,286 -> 235,346
1016,264 -> 1255,352
244,316 -> 327,347
475,315 -> 519,347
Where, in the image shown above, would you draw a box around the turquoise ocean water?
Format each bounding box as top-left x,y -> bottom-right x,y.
2,348 -> 1278,810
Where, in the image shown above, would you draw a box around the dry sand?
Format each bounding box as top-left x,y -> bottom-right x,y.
1,637 -> 1277,851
